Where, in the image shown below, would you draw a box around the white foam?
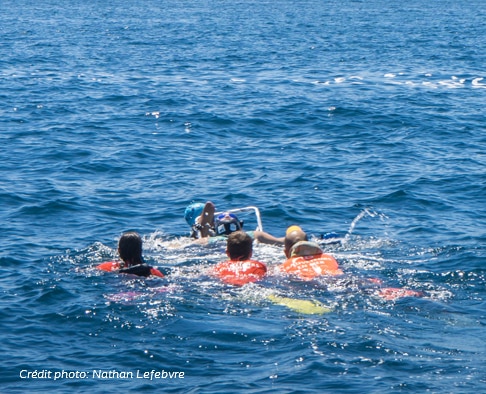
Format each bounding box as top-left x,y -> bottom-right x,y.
472,77 -> 485,88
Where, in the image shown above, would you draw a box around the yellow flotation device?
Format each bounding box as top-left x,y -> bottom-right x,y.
267,295 -> 332,315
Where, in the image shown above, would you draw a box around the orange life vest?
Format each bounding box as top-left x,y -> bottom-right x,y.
280,241 -> 342,280
281,254 -> 342,280
212,259 -> 267,286
96,261 -> 164,278
97,261 -> 121,272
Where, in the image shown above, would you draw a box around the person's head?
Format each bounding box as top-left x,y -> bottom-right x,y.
226,231 -> 253,261
118,231 -> 144,266
284,225 -> 308,258
215,212 -> 243,236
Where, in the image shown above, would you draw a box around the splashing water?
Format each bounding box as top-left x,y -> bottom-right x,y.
343,208 -> 388,243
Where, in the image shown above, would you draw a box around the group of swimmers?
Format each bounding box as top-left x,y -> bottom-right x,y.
97,201 -> 426,302
97,201 -> 343,285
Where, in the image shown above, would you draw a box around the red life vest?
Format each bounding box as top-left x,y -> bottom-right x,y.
281,254 -> 342,280
96,261 -> 164,278
280,241 -> 342,280
97,261 -> 121,272
212,259 -> 267,286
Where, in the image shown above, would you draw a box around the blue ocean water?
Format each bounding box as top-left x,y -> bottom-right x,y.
1,0 -> 485,392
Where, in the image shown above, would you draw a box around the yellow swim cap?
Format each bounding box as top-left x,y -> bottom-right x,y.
286,225 -> 302,235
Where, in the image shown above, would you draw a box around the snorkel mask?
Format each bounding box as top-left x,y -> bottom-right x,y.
214,212 -> 243,236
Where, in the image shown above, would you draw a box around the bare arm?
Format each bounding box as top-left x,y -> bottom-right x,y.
198,201 -> 215,238
253,230 -> 284,245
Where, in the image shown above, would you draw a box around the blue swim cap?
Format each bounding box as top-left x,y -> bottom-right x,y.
184,203 -> 205,226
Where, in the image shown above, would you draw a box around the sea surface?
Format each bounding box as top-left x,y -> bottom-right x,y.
1,0 -> 485,392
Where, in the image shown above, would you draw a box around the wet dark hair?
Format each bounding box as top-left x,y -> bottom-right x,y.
226,231 -> 253,260
118,231 -> 144,265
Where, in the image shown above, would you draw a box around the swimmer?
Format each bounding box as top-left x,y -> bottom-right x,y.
184,201 -> 284,245
279,225 -> 343,280
184,201 -> 215,238
211,231 -> 267,286
97,231 -> 164,278
282,226 -> 423,300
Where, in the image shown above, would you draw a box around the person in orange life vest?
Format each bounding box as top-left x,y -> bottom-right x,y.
211,231 -> 267,286
279,225 -> 343,280
96,231 -> 164,278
